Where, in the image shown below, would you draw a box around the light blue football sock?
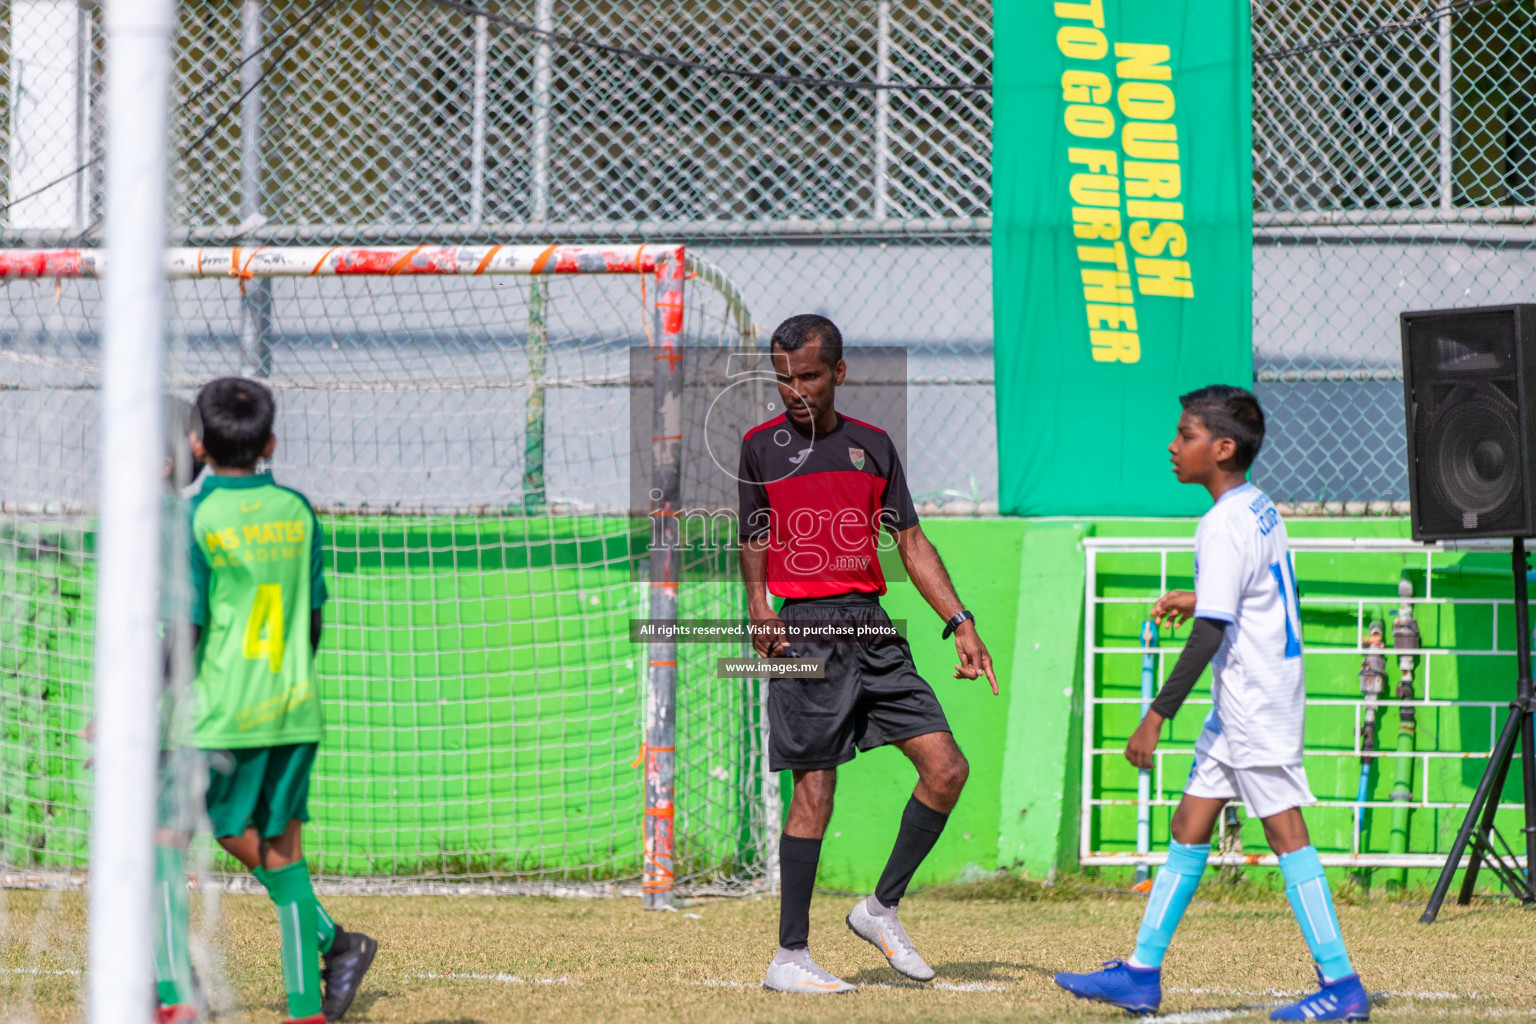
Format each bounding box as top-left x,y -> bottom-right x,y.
1279,845 -> 1354,983
1130,840 -> 1210,969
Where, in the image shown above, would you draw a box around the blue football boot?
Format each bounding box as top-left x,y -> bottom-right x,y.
1270,971 -> 1370,1021
1054,960 -> 1162,1016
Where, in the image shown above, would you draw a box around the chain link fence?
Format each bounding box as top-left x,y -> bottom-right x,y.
1,0 -> 1534,886
1253,0 -> 1536,507
6,1 -> 1533,508
3,0 -> 997,513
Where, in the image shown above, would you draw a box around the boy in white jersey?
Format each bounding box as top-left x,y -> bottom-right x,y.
1055,387 -> 1369,1022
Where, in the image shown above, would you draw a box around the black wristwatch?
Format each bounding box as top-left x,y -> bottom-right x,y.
942,610 -> 975,639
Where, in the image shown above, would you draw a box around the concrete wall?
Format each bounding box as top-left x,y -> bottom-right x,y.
802,516 -> 1082,889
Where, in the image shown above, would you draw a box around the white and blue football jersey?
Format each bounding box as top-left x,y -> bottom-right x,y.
1192,482 -> 1305,768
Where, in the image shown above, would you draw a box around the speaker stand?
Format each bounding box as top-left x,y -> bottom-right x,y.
1421,537 -> 1536,923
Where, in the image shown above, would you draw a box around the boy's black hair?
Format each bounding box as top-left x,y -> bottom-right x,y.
1179,385 -> 1265,470
769,313 -> 843,367
195,377 -> 275,470
164,395 -> 204,487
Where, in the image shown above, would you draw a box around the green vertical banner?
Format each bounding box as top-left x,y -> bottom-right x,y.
993,1 -> 1254,516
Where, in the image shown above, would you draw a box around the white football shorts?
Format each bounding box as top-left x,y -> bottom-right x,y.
1184,751 -> 1316,821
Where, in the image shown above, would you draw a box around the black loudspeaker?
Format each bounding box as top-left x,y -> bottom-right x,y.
1402,304 -> 1536,541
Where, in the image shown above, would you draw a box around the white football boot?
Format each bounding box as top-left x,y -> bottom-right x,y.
761,948 -> 857,994
846,895 -> 935,981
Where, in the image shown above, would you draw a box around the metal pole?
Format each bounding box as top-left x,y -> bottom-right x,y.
1135,620 -> 1155,885
530,0 -> 552,221
8,0 -> 85,231
1420,711 -> 1520,920
1438,6 -> 1453,213
1422,538 -> 1536,922
1079,548 -> 1098,865
468,3 -> 487,224
522,0 -> 552,512
75,0 -> 91,230
521,272 -> 547,513
1355,613 -> 1386,864
1387,575 -> 1420,893
239,0 -> 271,378
1515,540 -> 1536,889
88,0 -> 173,1016
643,245 -> 684,909
873,0 -> 890,220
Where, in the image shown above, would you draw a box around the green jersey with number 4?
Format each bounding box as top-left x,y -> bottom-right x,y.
188,472 -> 327,748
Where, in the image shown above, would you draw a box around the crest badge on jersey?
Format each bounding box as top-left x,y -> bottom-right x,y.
848,447 -> 865,470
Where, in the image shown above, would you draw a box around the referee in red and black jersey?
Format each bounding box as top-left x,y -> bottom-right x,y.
740,314 -> 998,995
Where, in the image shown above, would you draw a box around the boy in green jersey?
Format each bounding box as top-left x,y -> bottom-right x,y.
183,377 -> 376,1024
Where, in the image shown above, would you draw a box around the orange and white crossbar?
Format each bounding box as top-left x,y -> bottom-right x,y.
1,239 -> 690,900
0,243 -> 681,280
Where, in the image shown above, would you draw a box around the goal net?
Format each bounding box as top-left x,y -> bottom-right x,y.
0,243 -> 772,896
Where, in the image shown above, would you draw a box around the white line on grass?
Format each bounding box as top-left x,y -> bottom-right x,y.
1171,985 -> 1498,1002
408,972 -> 576,985
694,979 -> 1004,993
4,968 -> 81,976
607,980 -> 1534,1017
1167,986 -> 1306,998
1157,988 -> 1520,1022
1144,1011 -> 1247,1024
867,981 -> 1007,992
1428,1011 -> 1536,1020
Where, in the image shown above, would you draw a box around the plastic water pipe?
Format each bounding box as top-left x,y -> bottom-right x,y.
1387,575 -> 1421,892
1429,565 -> 1536,586
1137,619 -> 1157,886
1356,613 -> 1387,872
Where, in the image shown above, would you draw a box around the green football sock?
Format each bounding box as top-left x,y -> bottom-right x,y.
253,864 -> 337,954
153,845 -> 193,1006
314,900 -> 338,955
263,859 -> 323,1019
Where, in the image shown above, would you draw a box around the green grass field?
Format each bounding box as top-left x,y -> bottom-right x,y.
5,881 -> 1535,1023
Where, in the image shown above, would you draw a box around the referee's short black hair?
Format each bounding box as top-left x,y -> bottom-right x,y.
1179,385 -> 1265,470
769,314 -> 843,368
195,377 -> 275,470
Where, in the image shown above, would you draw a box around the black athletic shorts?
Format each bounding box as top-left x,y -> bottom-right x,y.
766,592 -> 951,772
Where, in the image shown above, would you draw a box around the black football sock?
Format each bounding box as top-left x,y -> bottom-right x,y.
874,794 -> 950,909
778,834 -> 822,951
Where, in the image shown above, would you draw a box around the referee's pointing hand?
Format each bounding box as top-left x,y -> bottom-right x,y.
752,614 -> 790,658
952,619 -> 998,695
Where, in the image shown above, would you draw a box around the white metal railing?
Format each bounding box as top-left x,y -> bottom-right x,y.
1081,536 -> 1522,869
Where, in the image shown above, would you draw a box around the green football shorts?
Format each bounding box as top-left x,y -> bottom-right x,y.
203,742 -> 318,839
